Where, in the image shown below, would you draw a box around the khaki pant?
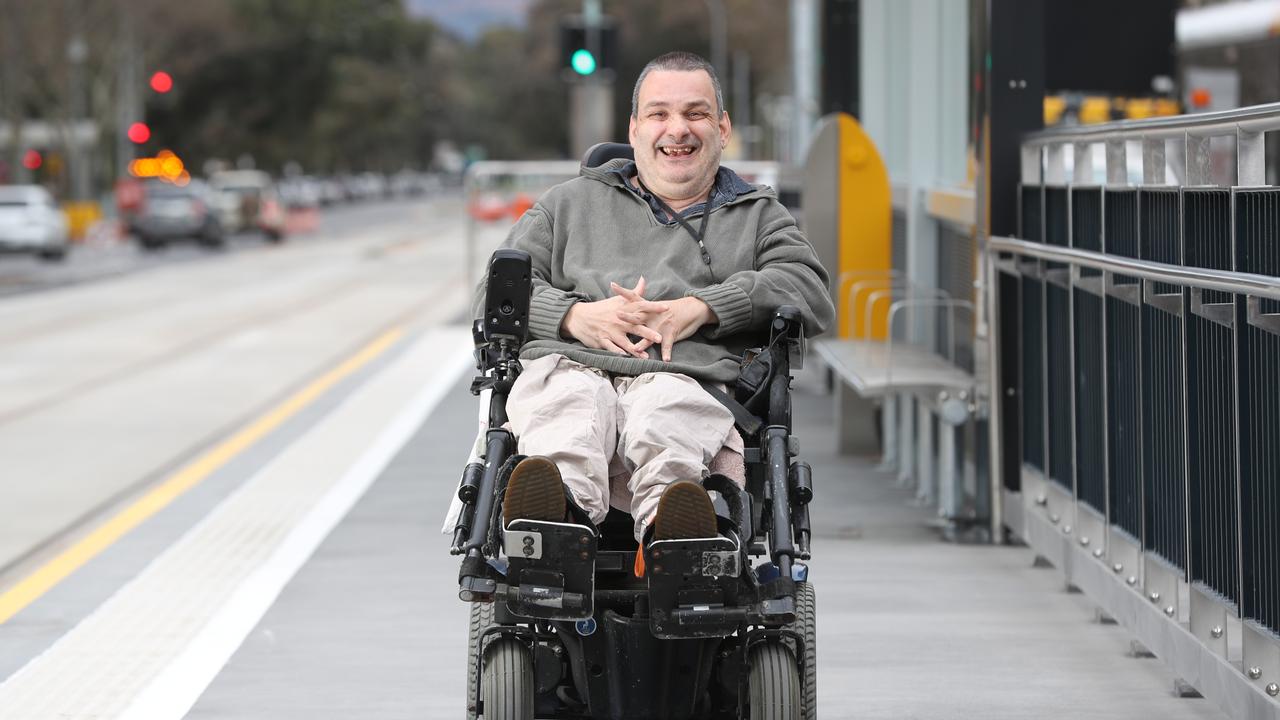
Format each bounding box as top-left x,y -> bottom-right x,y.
507,354 -> 741,540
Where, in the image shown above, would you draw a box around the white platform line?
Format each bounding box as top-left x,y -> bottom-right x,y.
123,338 -> 473,720
0,326 -> 472,719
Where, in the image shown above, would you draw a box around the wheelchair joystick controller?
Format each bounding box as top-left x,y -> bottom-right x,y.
483,248 -> 531,346
453,251 -> 533,599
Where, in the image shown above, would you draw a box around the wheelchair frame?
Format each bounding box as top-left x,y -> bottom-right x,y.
450,248 -> 816,719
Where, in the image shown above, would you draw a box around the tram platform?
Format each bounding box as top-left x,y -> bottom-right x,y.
0,324 -> 1230,718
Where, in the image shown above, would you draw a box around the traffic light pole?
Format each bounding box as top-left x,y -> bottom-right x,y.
568,0 -> 614,158
570,82 -> 613,158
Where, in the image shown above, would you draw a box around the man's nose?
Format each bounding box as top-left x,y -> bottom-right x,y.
664,118 -> 692,140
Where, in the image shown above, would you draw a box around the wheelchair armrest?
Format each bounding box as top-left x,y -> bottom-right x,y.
770,305 -> 806,370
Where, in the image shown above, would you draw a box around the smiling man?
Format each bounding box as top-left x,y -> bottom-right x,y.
474,52 -> 833,568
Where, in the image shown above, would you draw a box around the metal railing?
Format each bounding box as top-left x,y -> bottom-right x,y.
988,102 -> 1280,717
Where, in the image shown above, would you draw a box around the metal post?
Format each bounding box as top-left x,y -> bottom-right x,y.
116,5 -> 139,176
733,50 -> 751,157
790,0 -> 819,164
1142,138 -> 1166,185
898,394 -> 915,488
66,0 -> 89,201
939,419 -> 957,518
1237,129 -> 1265,187
881,394 -> 899,470
703,0 -> 727,101
916,404 -> 935,505
570,0 -> 613,158
985,250 -> 1004,541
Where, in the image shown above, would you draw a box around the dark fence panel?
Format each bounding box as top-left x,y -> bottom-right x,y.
1236,188 -> 1280,636
1021,277 -> 1046,473
1104,189 -> 1142,540
1019,185 -> 1046,475
938,225 -> 976,373
1046,283 -> 1074,490
1072,188 -> 1105,512
999,270 -> 1022,491
1021,185 -> 1043,243
1045,187 -> 1073,490
1182,189 -> 1239,608
1074,289 -> 1106,512
1139,188 -> 1187,572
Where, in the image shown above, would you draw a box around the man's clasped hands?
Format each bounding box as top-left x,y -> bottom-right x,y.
560,277 -> 717,362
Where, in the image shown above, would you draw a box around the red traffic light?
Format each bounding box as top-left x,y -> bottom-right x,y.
127,122 -> 151,144
22,149 -> 42,170
150,71 -> 173,94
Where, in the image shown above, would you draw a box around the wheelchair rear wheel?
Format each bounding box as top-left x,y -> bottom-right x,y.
480,637 -> 535,719
746,642 -> 801,719
791,582 -> 817,719
466,602 -> 495,720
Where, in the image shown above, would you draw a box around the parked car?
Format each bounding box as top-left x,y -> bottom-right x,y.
209,170 -> 286,241
278,176 -> 322,210
0,185 -> 69,261
128,180 -> 224,250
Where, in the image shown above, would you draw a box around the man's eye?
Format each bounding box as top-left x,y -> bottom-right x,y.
650,111 -> 666,120
688,112 -> 706,120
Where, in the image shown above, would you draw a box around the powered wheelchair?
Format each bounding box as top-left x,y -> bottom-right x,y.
449,179 -> 818,720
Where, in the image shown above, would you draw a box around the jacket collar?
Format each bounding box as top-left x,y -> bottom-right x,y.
582,158 -> 765,220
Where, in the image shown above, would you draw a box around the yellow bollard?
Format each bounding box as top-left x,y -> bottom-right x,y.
61,201 -> 103,242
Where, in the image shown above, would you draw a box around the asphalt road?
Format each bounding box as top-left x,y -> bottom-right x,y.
0,199 -> 437,298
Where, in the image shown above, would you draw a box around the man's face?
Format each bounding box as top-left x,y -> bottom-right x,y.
629,69 -> 732,202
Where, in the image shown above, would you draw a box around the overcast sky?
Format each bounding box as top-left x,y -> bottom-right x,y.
403,0 -> 533,40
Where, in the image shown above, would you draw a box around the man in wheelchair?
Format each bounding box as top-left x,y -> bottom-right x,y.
448,51 -> 834,719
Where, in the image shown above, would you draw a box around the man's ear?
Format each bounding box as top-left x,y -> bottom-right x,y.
628,115 -> 638,144
719,112 -> 732,148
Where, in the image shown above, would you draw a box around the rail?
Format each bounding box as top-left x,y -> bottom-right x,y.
988,100 -> 1280,718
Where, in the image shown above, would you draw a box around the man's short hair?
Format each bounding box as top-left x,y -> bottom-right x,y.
631,51 -> 725,119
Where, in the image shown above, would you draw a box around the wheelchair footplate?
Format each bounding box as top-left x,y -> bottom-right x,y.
502,519 -> 597,620
645,534 -> 747,639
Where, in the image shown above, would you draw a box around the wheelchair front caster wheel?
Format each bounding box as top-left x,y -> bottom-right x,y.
480,637 -> 535,719
747,642 -> 801,719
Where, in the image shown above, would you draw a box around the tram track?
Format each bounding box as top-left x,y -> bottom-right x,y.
0,199 -> 473,580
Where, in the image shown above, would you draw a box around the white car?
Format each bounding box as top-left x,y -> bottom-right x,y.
209,170 -> 286,240
0,185 -> 69,261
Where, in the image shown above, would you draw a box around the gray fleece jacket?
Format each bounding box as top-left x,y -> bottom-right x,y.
473,158 -> 835,384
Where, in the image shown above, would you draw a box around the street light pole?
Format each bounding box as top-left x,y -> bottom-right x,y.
116,3 -> 139,178
790,0 -> 820,164
703,0 -> 727,108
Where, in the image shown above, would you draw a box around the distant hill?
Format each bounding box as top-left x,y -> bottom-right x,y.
404,0 -> 532,40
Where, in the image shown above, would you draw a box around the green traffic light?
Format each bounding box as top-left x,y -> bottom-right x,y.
571,48 -> 597,75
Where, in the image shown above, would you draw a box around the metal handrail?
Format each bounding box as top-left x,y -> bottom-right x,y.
989,236 -> 1280,301
1023,101 -> 1280,145
838,270 -> 902,332
884,298 -> 975,391
845,278 -> 949,339
861,285 -> 951,345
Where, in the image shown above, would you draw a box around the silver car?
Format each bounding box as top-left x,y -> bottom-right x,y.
0,185 -> 69,261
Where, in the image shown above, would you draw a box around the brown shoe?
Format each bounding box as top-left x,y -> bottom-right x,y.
502,456 -> 566,525
652,481 -> 718,541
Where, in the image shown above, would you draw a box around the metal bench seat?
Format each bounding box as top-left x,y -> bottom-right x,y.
814,337 -> 974,400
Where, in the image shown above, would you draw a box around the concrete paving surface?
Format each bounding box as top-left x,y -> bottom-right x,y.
185,367 -> 1229,719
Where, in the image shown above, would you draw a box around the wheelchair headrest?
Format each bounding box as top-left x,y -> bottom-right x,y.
581,142 -> 634,169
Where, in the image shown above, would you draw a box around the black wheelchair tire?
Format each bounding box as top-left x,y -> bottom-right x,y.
466,602 -> 495,720
790,582 -> 817,719
747,642 -> 801,719
480,637 -> 535,720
